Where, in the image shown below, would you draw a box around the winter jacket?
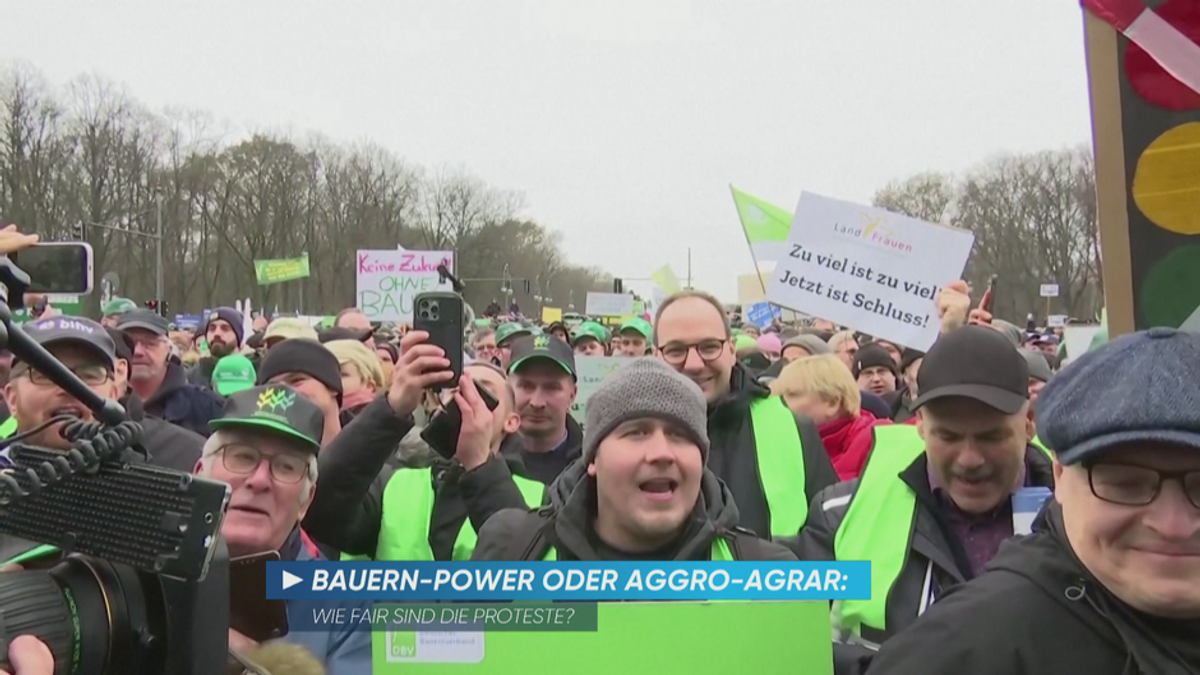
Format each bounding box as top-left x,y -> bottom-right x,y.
186,356 -> 218,388
817,410 -> 888,481
143,361 -> 225,438
272,529 -> 372,675
122,391 -> 205,472
867,501 -> 1198,675
472,459 -> 797,562
302,396 -> 537,558
708,363 -> 838,539
797,438 -> 1054,674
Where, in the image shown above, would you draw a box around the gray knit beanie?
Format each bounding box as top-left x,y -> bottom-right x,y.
783,334 -> 832,356
583,357 -> 710,463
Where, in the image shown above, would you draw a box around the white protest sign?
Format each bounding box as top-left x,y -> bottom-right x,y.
765,192 -> 975,351
1040,283 -> 1059,298
1047,314 -> 1067,328
356,248 -> 455,322
1061,325 -> 1101,367
569,356 -> 626,423
586,292 -> 634,317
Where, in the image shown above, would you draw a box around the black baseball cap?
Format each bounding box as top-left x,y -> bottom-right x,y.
507,334 -> 576,380
209,384 -> 324,452
912,326 -> 1029,415
116,309 -> 170,336
21,316 -> 117,370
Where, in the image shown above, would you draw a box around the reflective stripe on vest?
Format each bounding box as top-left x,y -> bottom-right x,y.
0,417 -> 15,439
541,537 -> 735,561
747,397 -> 808,538
374,467 -> 544,561
832,424 -> 926,641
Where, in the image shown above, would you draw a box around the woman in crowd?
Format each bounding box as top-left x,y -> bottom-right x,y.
769,354 -> 889,480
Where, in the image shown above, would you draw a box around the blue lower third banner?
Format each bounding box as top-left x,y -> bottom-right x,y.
266,561 -> 871,601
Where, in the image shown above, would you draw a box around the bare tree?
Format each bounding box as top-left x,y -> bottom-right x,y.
872,172 -> 957,224
0,63 -> 613,316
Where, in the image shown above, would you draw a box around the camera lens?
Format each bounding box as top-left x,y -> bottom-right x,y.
0,557 -> 166,675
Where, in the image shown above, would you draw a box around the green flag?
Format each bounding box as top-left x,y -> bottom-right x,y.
730,185 -> 793,264
254,254 -> 310,285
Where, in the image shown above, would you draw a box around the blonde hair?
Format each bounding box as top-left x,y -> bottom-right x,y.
770,354 -> 861,416
324,339 -> 385,390
827,330 -> 857,352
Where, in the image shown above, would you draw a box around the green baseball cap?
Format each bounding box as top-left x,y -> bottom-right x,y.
508,334 -> 577,379
572,321 -> 608,346
495,322 -> 533,347
211,354 -> 258,396
619,317 -> 652,340
102,298 -> 137,317
209,383 -> 323,451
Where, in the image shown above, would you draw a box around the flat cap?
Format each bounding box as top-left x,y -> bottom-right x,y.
1037,327 -> 1200,464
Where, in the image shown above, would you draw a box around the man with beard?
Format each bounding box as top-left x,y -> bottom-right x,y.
796,326 -> 1054,672
118,309 -> 224,437
187,307 -> 246,388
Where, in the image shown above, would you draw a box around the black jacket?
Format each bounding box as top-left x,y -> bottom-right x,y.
472,458 -> 797,562
143,361 -> 224,438
868,501 -> 1198,675
122,392 -> 205,473
302,396 -> 538,559
513,414 -> 583,485
186,356 -> 218,388
798,445 -> 1055,674
708,363 -> 838,539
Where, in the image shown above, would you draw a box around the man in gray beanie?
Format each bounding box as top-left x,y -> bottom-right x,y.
473,357 -> 795,562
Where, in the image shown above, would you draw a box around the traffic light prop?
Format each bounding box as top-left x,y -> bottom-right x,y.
1083,0 -> 1200,337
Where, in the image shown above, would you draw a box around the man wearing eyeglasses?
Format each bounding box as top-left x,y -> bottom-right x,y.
198,384 -> 370,674
652,290 -> 838,547
117,309 -> 223,438
865,327 -> 1200,675
0,317 -> 123,459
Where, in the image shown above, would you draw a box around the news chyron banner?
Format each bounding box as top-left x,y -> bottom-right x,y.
268,560 -> 866,673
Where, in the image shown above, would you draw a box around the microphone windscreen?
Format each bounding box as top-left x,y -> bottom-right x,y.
240,641 -> 326,675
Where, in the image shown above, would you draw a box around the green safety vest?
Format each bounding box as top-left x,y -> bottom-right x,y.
747,397 -> 809,538
832,425 -> 1051,641
832,424 -> 927,642
1032,435 -> 1051,458
368,467 -> 544,562
0,417 -> 15,439
540,537 -> 736,561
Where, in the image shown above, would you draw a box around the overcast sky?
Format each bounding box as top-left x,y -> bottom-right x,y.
1,0 -> 1093,302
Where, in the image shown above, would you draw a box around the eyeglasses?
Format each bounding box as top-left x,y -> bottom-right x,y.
217,444 -> 310,484
1087,462 -> 1200,509
20,365 -> 111,386
657,339 -> 727,366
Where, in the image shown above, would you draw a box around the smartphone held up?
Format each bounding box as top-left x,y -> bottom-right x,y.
412,291 -> 464,390
10,241 -> 95,295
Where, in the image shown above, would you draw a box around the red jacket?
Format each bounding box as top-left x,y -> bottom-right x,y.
819,410 -> 891,480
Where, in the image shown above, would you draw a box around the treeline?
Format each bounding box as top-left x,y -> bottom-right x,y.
0,64 -> 613,316
873,146 -> 1102,322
